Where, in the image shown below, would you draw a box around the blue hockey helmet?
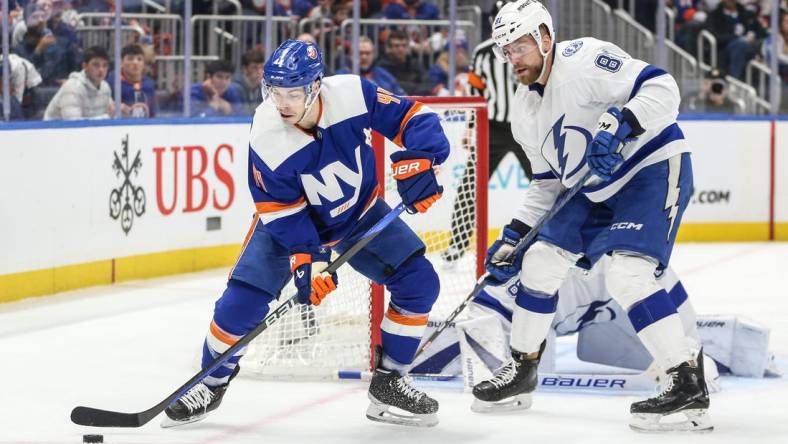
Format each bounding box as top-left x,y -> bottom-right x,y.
263,40 -> 324,122
263,39 -> 324,89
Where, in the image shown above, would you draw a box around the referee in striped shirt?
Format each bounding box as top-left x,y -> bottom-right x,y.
442,0 -> 533,262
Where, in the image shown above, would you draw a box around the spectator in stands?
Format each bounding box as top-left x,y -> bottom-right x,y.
0,53 -> 44,119
190,60 -> 244,117
428,40 -> 470,96
297,32 -> 318,44
383,0 -> 439,20
337,36 -> 406,95
674,0 -> 709,57
293,0 -> 317,17
13,2 -> 81,87
0,61 -> 25,120
684,68 -> 742,113
72,1 -> 113,13
233,49 -> 265,115
706,0 -> 768,79
243,0 -> 290,16
762,10 -> 788,79
306,0 -> 334,19
377,29 -> 430,95
44,46 -> 114,120
107,44 -> 158,118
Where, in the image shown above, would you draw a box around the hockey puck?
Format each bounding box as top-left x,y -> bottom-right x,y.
83,434 -> 103,443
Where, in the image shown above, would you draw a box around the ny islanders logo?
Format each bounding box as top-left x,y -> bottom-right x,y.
540,114 -> 592,181
301,146 -> 363,218
306,46 -> 318,60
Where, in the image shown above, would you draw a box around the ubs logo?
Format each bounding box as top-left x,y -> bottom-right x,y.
110,135 -> 146,235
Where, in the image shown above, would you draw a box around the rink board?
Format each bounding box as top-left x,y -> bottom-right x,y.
0,117 -> 786,302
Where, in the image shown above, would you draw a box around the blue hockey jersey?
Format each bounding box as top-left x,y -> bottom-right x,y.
247,74 -> 450,252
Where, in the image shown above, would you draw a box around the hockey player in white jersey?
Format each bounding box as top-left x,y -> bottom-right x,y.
471,0 -> 711,432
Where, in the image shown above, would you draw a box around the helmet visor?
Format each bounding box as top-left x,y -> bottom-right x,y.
262,83 -> 309,108
493,39 -> 542,63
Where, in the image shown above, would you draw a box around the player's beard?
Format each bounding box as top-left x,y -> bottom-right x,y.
515,58 -> 544,85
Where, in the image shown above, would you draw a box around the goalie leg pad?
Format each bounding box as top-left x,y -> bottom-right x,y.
629,409 -> 714,433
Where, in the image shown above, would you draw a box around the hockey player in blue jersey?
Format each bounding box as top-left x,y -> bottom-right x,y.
162,40 -> 450,428
471,0 -> 711,433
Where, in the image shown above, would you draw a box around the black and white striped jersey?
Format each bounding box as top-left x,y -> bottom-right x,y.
468,39 -> 518,123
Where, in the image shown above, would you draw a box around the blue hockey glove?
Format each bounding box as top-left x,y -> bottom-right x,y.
390,150 -> 444,214
586,107 -> 637,181
485,222 -> 530,282
290,246 -> 338,306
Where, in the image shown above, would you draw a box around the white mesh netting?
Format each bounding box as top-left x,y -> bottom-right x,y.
242,101 -> 486,379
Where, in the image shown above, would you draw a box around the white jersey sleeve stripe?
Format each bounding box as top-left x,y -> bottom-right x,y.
628,65 -> 668,100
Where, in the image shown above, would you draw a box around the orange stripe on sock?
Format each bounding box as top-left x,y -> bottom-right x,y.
210,320 -> 240,346
385,307 -> 428,326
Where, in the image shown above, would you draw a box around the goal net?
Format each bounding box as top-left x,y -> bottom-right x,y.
241,97 -> 489,380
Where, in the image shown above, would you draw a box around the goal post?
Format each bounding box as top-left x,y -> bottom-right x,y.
241,96 -> 490,380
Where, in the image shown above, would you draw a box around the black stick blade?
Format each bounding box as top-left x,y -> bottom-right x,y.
71,406 -> 146,428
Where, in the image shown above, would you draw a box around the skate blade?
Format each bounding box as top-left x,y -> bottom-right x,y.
160,412 -> 208,429
629,409 -> 714,433
471,394 -> 532,414
365,399 -> 438,427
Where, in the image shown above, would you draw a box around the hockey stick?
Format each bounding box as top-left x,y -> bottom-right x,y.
71,202 -> 407,428
415,170 -> 596,358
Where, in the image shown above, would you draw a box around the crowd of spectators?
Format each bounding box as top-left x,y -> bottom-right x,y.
610,0 -> 788,111
2,0 -> 787,122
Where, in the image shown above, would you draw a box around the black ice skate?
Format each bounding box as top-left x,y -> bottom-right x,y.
629,352 -> 713,433
366,347 -> 439,427
471,342 -> 545,413
160,366 -> 240,428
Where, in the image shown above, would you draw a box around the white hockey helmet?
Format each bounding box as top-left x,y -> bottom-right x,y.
491,0 -> 554,62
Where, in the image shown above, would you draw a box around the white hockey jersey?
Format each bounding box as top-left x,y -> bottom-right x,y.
511,38 -> 691,227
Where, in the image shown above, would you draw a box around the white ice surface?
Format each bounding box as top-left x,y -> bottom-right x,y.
1,243 -> 787,443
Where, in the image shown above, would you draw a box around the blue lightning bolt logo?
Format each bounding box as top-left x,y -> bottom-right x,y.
551,114 -> 592,181
664,156 -> 682,240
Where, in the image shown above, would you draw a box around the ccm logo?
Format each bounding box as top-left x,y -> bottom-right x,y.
610,222 -> 643,231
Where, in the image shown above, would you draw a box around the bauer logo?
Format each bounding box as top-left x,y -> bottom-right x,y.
541,376 -> 626,388
109,134 -> 146,235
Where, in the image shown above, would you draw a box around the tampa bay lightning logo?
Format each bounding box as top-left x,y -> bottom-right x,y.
562,40 -> 583,57
541,114 -> 592,181
563,299 -> 617,335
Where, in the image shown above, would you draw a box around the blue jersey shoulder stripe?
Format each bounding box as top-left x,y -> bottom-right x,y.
628,65 -> 668,100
